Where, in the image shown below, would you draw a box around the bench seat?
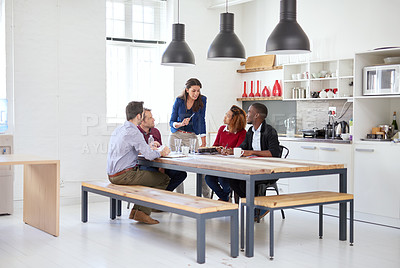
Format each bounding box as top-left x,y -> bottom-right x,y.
81,181 -> 239,264
241,191 -> 354,259
243,191 -> 353,208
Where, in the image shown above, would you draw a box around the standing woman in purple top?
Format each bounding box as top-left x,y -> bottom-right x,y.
169,78 -> 209,196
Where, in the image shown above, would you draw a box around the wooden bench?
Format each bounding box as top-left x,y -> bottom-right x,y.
81,181 -> 239,264
240,191 -> 354,259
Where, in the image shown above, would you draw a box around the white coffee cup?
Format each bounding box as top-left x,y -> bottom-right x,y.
233,147 -> 244,158
181,146 -> 189,156
340,133 -> 350,140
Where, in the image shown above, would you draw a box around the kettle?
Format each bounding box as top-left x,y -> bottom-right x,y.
335,121 -> 349,136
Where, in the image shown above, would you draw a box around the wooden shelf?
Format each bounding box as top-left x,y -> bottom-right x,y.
237,96 -> 283,101
236,66 -> 283,73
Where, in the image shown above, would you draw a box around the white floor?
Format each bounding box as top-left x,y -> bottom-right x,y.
0,201 -> 399,268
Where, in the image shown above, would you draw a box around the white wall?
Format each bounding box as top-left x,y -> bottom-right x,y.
242,0 -> 400,60
9,0 -> 108,202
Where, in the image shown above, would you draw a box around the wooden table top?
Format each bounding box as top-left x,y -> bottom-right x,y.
0,154 -> 60,165
141,154 -> 345,175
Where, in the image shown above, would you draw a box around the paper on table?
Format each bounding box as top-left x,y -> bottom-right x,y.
164,152 -> 187,158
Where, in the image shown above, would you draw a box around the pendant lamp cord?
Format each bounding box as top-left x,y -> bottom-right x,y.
225,0 -> 228,13
178,0 -> 180,23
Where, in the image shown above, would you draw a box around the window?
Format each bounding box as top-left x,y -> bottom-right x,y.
106,0 -> 173,123
0,0 -> 5,99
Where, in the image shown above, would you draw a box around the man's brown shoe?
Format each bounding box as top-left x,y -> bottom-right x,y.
151,208 -> 163,213
130,209 -> 159,224
254,209 -> 270,222
129,208 -> 136,219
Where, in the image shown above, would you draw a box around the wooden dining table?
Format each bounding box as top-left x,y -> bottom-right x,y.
0,154 -> 60,236
138,154 -> 347,257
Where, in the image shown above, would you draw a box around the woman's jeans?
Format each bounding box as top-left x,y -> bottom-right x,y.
205,175 -> 231,201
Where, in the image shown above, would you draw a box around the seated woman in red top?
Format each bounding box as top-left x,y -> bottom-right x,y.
205,105 -> 247,201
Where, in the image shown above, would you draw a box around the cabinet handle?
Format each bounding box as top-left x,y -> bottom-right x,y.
355,148 -> 374,153
301,146 -> 316,150
320,147 -> 336,151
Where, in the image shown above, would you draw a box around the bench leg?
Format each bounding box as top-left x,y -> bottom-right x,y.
319,205 -> 323,239
350,200 -> 354,246
269,210 -> 274,260
117,200 -> 122,217
231,210 -> 239,258
196,217 -> 206,264
240,203 -> 245,251
339,170 -> 347,241
81,188 -> 88,223
110,198 -> 116,220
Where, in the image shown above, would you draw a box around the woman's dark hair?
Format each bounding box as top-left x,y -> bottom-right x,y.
178,78 -> 204,112
126,101 -> 144,121
228,105 -> 246,133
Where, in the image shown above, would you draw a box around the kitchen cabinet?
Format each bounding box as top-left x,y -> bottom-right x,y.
351,48 -> 400,225
353,48 -> 400,143
278,140 -> 353,194
353,143 -> 400,220
283,59 -> 354,100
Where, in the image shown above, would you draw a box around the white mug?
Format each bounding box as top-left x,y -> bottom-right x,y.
181,146 -> 189,156
233,147 -> 244,158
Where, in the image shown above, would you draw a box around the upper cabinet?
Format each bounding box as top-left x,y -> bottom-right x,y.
354,48 -> 400,98
282,59 -> 354,100
353,48 -> 400,143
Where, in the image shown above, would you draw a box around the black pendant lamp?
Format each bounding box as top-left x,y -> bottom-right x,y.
161,0 -> 195,66
207,0 -> 245,61
266,0 -> 310,54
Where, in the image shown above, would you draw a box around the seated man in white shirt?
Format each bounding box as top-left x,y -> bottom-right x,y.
228,103 -> 281,220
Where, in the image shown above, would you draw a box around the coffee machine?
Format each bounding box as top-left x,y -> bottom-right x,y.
325,111 -> 336,139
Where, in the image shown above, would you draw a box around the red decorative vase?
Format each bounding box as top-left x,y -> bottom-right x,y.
242,81 -> 248,97
255,80 -> 261,97
262,86 -> 270,97
272,80 -> 282,96
249,80 -> 255,97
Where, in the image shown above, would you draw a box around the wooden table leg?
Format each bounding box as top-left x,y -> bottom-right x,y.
23,162 -> 60,236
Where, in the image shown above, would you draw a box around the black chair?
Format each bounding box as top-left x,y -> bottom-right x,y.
254,145 -> 289,222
